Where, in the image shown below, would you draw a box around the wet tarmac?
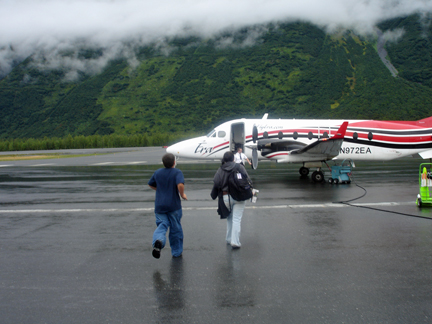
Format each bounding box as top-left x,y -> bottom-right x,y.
1,148 -> 432,323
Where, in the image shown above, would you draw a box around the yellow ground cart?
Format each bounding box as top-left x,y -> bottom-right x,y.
416,163 -> 432,208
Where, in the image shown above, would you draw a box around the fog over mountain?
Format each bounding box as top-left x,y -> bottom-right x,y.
1,0 -> 431,78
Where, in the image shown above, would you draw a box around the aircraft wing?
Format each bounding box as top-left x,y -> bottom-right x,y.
291,122 -> 348,158
251,121 -> 348,165
290,137 -> 343,157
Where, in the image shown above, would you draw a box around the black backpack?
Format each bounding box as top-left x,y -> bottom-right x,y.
227,165 -> 253,201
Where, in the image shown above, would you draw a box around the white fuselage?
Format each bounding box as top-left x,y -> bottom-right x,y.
167,117 -> 432,163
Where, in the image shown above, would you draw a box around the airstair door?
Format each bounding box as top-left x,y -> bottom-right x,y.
230,122 -> 245,153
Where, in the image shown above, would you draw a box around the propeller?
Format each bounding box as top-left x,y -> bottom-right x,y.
252,147 -> 258,169
252,125 -> 258,143
252,125 -> 259,169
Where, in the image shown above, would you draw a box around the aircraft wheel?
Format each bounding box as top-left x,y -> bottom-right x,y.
299,167 -> 309,177
328,178 -> 334,184
312,171 -> 324,183
334,178 -> 339,184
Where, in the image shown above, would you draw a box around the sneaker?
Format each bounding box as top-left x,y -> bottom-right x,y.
231,244 -> 241,249
152,240 -> 162,259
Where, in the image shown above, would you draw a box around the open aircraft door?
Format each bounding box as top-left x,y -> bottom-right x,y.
230,122 -> 245,153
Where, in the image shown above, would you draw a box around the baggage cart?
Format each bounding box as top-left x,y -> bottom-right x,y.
328,159 -> 354,184
416,163 -> 432,207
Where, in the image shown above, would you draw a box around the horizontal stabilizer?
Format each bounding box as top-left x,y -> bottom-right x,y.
419,149 -> 432,159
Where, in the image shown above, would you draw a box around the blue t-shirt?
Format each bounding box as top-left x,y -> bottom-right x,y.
148,167 -> 185,214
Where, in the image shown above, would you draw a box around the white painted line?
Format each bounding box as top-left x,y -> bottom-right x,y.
247,202 -> 412,209
30,163 -> 55,166
353,202 -> 406,207
126,161 -> 147,164
0,201 -> 415,214
90,162 -> 115,165
0,165 -> 13,167
0,208 -> 155,213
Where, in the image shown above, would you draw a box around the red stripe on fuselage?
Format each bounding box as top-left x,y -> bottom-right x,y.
350,120 -> 429,130
345,132 -> 432,143
266,152 -> 289,159
213,141 -> 229,150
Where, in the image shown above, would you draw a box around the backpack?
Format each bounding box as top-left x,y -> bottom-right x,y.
227,165 -> 253,201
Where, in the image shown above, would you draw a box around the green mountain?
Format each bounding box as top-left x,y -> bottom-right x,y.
1,15 -> 432,140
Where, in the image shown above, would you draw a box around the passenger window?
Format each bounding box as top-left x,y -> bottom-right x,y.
293,132 -> 298,140
278,131 -> 283,139
218,131 -> 226,138
308,132 -> 313,140
368,132 -> 373,141
353,132 -> 358,140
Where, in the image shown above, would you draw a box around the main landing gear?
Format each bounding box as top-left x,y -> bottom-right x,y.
299,166 -> 325,183
299,167 -> 309,177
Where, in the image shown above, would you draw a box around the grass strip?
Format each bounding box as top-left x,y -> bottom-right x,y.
0,153 -> 108,161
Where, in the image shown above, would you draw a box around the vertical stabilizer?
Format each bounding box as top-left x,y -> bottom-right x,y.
416,116 -> 432,127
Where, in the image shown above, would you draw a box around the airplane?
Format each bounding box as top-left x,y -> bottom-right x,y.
166,113 -> 432,182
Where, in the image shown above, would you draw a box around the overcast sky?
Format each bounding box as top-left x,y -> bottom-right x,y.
0,0 -> 431,79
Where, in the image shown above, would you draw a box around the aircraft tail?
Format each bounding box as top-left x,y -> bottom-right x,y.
417,116 -> 432,127
332,122 -> 349,139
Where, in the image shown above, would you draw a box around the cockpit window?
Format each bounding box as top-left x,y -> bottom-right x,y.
218,131 -> 226,138
206,130 -> 216,137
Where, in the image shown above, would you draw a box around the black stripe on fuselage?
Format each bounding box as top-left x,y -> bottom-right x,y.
343,138 -> 432,150
249,135 -> 432,150
346,127 -> 432,136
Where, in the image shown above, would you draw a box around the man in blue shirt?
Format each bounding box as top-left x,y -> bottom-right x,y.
148,153 -> 187,259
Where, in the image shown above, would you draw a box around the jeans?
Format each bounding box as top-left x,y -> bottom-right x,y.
223,195 -> 246,247
153,209 -> 183,257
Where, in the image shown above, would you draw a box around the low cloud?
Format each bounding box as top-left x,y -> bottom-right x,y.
0,0 -> 431,79
382,28 -> 405,43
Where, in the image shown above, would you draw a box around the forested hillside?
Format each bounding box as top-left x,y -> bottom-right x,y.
1,14 -> 431,142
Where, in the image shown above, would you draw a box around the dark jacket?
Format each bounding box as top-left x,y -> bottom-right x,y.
211,161 -> 251,199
